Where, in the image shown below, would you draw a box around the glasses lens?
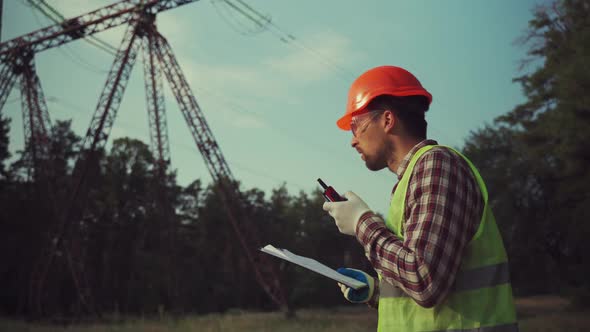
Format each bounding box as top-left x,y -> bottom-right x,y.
351,121 -> 359,136
351,111 -> 380,137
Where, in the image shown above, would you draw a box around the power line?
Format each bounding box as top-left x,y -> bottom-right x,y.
217,0 -> 355,80
19,0 -> 454,165
12,1 -> 351,190
26,0 -> 350,151
210,0 -> 268,36
183,81 -> 353,164
211,2 -> 455,146
34,6 -> 108,73
15,1 -> 315,190
24,0 -> 110,74
216,1 -> 458,145
44,95 -> 309,191
25,0 -> 118,56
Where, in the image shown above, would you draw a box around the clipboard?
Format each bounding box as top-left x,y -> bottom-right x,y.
260,244 -> 367,290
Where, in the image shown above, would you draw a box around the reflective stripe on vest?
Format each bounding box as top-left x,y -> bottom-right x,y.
378,145 -> 518,332
380,261 -> 510,299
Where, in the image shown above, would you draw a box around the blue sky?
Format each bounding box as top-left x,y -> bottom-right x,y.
2,0 -> 539,215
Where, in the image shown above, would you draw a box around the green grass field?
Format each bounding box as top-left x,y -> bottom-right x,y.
2,296 -> 589,332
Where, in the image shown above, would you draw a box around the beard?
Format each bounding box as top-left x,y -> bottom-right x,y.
365,157 -> 387,171
364,151 -> 388,171
363,139 -> 392,171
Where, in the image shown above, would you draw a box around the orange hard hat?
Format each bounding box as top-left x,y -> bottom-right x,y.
337,65 -> 432,130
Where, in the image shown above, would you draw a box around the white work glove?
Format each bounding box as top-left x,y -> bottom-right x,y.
323,191 -> 372,236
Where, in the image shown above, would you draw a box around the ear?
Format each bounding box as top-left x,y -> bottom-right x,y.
383,110 -> 396,133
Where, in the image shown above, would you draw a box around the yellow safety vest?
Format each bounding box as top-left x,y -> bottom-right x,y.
380,145 -> 518,331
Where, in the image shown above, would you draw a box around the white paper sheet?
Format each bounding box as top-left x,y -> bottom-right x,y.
260,244 -> 367,290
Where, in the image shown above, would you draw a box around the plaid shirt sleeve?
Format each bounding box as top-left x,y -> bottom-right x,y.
356,147 -> 483,308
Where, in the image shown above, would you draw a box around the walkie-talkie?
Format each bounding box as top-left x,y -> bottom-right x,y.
317,178 -> 347,202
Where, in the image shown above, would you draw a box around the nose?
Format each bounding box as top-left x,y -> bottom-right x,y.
351,135 -> 359,148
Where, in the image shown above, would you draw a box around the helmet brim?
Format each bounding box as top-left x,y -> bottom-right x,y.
336,113 -> 353,130
337,89 -> 433,131
336,109 -> 372,131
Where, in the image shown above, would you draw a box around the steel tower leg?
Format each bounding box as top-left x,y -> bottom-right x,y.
31,19 -> 143,317
150,26 -> 289,312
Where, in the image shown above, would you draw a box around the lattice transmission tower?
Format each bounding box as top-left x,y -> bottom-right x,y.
0,0 -> 288,317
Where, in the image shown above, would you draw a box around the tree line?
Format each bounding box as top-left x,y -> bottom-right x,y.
0,121 -> 372,316
463,0 -> 589,306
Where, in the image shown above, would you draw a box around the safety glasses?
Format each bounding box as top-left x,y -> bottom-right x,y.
351,111 -> 382,137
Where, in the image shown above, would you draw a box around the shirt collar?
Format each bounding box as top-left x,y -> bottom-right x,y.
395,139 -> 438,180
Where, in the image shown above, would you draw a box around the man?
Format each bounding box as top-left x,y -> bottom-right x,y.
322,65 -> 518,331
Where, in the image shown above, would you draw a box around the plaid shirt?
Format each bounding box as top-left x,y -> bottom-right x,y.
356,139 -> 484,308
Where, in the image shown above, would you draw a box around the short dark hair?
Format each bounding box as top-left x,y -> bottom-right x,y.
366,95 -> 429,139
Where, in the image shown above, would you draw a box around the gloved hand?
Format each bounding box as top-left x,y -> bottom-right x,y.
337,268 -> 375,303
322,191 -> 372,236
